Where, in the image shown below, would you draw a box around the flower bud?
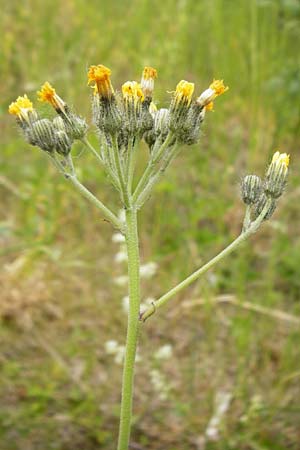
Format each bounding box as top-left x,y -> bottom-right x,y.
154,108 -> 170,137
144,108 -> 169,151
66,114 -> 88,140
55,130 -> 73,156
196,79 -> 229,111
122,81 -> 152,136
169,80 -> 194,134
8,95 -> 38,129
27,119 -> 56,152
254,193 -> 276,221
37,81 -> 87,139
53,115 -> 67,132
176,103 -> 206,145
241,175 -> 262,205
264,151 -> 289,199
141,66 -> 157,98
88,65 -> 122,135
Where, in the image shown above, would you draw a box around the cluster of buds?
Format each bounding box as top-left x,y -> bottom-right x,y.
87,65 -> 229,150
88,65 -> 155,148
9,64 -> 229,167
9,83 -> 87,157
241,151 -> 290,221
144,78 -> 228,149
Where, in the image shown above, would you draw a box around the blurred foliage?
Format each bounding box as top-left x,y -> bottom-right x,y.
0,0 -> 300,449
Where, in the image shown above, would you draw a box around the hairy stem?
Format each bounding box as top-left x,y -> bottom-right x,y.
117,208 -> 141,450
112,135 -> 130,206
67,175 -> 124,231
81,137 -> 121,191
127,137 -> 138,195
135,144 -> 180,208
132,133 -> 174,203
49,153 -> 123,231
141,205 -> 269,322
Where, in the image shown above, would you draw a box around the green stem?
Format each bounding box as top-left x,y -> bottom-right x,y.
81,137 -> 104,164
141,205 -> 269,322
132,133 -> 174,203
135,144 -> 180,209
127,137 -> 138,194
112,135 -> 130,206
81,137 -> 121,191
117,208 -> 141,450
243,205 -> 252,231
49,153 -> 123,231
67,174 -> 124,231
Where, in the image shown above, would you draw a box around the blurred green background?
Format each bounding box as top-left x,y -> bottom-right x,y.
1,0 -> 300,449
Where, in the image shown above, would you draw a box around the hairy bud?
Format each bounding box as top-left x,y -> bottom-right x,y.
55,130 -> 73,156
241,175 -> 263,205
92,95 -> 122,134
66,113 -> 88,140
27,118 -> 56,152
169,80 -> 194,134
264,151 -> 289,199
254,193 -> 276,221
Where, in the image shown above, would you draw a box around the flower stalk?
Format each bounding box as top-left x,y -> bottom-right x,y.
117,207 -> 141,450
140,199 -> 272,322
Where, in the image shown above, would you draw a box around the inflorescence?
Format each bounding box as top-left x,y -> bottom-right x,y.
8,65 -> 228,157
9,64 -> 289,215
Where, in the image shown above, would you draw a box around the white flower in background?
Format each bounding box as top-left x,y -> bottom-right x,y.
140,262 -> 158,279
105,340 -> 119,355
114,275 -> 128,286
206,272 -> 218,287
105,339 -> 141,365
135,352 -> 142,363
150,369 -> 171,400
115,249 -> 128,263
114,345 -> 125,365
112,233 -> 126,243
155,344 -> 173,360
140,296 -> 155,311
205,390 -> 232,441
122,296 -> 130,314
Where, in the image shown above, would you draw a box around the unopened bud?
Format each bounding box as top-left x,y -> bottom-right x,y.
66,114 -> 88,140
141,66 -> 157,98
254,193 -> 276,221
27,118 -> 56,152
53,116 -> 67,132
55,130 -> 73,156
241,175 -> 262,205
92,95 -> 122,134
196,79 -> 228,111
154,108 -> 170,137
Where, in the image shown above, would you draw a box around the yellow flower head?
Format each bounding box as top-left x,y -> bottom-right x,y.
37,82 -> 66,113
197,79 -> 228,111
174,80 -> 195,107
271,151 -> 290,173
265,150 -> 290,199
204,101 -> 214,112
142,66 -> 157,80
8,95 -> 35,123
87,64 -> 114,98
209,79 -> 229,97
122,81 -> 145,103
141,66 -> 157,97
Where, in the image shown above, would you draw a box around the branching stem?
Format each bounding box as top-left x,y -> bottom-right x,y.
141,202 -> 270,322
